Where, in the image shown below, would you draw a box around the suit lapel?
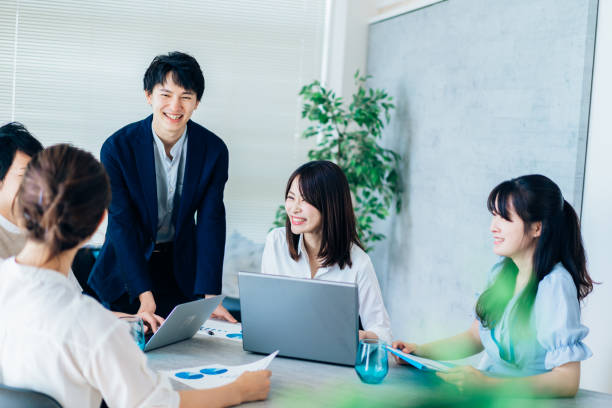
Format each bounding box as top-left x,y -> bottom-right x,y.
176,120 -> 205,237
133,115 -> 158,238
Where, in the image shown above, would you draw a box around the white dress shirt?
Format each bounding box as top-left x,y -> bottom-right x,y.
152,125 -> 187,243
261,227 -> 392,344
0,257 -> 179,408
0,213 -> 26,259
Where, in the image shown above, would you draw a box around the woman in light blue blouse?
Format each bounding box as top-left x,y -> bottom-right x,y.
392,175 -> 594,397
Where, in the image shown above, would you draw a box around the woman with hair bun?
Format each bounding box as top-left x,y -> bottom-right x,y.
392,174 -> 594,397
262,160 -> 392,344
0,144 -> 270,408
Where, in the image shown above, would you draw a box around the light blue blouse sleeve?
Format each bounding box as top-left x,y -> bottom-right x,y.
535,266 -> 592,369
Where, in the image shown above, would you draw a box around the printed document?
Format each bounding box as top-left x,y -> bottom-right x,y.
198,319 -> 243,343
164,351 -> 278,389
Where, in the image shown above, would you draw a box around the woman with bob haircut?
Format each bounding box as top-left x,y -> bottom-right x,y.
261,160 -> 392,343
392,174 -> 594,397
0,144 -> 270,408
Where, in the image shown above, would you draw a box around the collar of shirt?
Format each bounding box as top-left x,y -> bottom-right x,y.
297,234 -> 331,277
151,125 -> 187,168
0,213 -> 21,234
2,256 -> 76,291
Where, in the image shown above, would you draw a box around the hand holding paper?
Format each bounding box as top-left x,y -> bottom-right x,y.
233,370 -> 272,403
390,340 -> 419,362
385,345 -> 454,372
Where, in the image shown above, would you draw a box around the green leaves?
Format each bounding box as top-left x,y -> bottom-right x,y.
273,71 -> 403,252
271,205 -> 287,230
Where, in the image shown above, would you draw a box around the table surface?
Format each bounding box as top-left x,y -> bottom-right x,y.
147,334 -> 612,407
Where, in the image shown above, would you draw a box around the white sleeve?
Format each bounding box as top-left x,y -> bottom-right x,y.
84,321 -> 180,408
261,230 -> 277,275
356,257 -> 393,344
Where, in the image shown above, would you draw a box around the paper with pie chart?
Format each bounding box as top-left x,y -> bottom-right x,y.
165,351 -> 278,389
198,319 -> 243,342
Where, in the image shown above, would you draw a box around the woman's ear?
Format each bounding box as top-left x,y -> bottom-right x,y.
532,221 -> 542,238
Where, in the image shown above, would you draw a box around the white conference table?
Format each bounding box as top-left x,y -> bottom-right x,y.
147,334 -> 612,407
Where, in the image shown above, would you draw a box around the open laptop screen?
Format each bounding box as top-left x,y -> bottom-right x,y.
239,272 -> 358,366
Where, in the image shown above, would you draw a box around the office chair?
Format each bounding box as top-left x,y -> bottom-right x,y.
72,246 -> 101,300
0,384 -> 62,408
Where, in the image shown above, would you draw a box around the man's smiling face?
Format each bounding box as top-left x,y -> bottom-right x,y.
146,72 -> 199,140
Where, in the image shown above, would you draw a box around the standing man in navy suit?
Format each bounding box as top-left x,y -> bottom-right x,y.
89,51 -> 235,321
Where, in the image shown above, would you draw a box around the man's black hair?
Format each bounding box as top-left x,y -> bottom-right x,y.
143,51 -> 205,101
0,122 -> 43,181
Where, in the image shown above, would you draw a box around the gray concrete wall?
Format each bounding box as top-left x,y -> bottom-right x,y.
366,0 -> 597,344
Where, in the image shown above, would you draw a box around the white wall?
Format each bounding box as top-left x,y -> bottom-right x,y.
580,0 -> 612,394
322,0 -> 375,97
322,0 -> 445,97
371,0 -> 445,23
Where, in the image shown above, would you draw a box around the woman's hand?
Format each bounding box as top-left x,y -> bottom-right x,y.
391,340 -> 419,365
234,370 -> 272,403
436,365 -> 494,391
178,370 -> 272,407
358,330 -> 378,340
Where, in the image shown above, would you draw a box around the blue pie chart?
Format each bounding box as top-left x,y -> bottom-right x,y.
199,368 -> 228,375
175,372 -> 204,380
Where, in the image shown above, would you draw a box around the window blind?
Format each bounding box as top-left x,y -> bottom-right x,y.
0,0 -> 325,244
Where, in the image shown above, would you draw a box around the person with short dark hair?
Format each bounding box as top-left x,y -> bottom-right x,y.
392,175 -> 594,397
261,160 -> 392,343
0,122 -> 43,258
89,51 -> 235,321
0,144 -> 271,408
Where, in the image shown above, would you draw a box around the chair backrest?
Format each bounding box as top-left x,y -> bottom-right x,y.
0,384 -> 62,408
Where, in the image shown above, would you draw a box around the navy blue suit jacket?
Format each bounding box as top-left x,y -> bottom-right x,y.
89,115 -> 228,303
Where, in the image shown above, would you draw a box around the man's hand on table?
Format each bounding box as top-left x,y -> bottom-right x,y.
206,294 -> 238,323
136,290 -> 164,332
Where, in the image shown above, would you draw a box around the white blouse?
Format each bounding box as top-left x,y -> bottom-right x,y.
0,257 -> 179,408
261,227 -> 392,344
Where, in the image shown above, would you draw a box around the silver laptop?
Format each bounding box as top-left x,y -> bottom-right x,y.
239,272 -> 358,366
144,295 -> 224,352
